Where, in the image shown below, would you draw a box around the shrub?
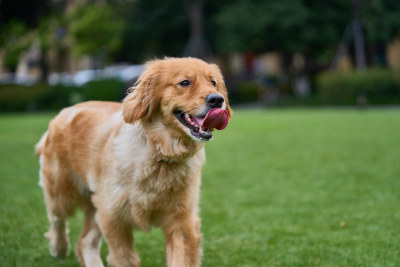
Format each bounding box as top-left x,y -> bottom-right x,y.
0,83 -> 77,112
35,84 -> 76,110
316,69 -> 400,105
0,79 -> 129,112
80,79 -> 127,102
0,83 -> 57,112
236,81 -> 260,103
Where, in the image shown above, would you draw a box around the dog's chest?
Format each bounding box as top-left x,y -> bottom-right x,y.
113,159 -> 195,230
131,160 -> 190,206
110,125 -> 204,230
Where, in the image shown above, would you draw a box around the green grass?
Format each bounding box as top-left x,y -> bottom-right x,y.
1,109 -> 400,266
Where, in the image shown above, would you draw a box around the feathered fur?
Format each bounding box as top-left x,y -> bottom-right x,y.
36,57 -> 232,267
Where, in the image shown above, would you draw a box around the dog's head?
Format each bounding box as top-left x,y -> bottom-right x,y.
123,57 -> 232,142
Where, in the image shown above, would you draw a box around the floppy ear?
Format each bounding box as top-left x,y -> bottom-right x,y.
211,63 -> 233,118
225,100 -> 233,118
122,65 -> 162,123
222,87 -> 233,118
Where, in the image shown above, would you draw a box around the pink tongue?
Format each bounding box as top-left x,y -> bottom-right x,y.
193,108 -> 229,131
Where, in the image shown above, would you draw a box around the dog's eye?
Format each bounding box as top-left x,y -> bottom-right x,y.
179,80 -> 191,87
211,80 -> 216,87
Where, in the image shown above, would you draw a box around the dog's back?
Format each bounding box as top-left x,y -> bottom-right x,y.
36,100 -> 122,208
36,101 -> 121,156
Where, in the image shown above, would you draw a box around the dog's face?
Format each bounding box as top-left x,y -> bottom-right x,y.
123,58 -> 232,142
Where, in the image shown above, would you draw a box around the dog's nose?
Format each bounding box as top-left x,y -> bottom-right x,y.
205,94 -> 224,108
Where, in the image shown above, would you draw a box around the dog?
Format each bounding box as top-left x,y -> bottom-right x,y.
35,57 -> 232,267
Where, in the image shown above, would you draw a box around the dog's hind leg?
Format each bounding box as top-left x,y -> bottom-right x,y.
76,204 -> 104,267
41,174 -> 69,257
40,157 -> 80,258
44,212 -> 69,258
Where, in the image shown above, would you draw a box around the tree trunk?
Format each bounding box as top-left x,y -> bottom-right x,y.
183,0 -> 212,59
352,0 -> 366,70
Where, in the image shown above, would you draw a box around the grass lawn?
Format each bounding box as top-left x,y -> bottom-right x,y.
0,109 -> 399,266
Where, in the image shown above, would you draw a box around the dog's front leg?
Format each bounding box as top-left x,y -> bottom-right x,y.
97,211 -> 141,267
163,216 -> 202,267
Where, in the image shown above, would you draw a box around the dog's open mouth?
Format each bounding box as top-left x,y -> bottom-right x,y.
173,108 -> 229,141
173,109 -> 213,141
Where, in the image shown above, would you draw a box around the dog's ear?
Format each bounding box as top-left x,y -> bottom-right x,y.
222,86 -> 233,118
123,64 -> 162,123
225,100 -> 233,118
210,63 -> 233,118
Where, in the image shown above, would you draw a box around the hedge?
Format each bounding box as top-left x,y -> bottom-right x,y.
0,79 -> 128,112
316,69 -> 400,105
81,79 -> 126,102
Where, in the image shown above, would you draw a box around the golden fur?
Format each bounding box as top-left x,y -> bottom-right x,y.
36,57 -> 232,267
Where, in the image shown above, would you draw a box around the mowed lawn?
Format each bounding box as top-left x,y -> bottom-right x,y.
0,109 -> 399,266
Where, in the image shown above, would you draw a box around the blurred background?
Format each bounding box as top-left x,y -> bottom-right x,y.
0,0 -> 400,111
1,2 -> 400,265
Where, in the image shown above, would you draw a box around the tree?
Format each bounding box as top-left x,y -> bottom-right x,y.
69,3 -> 125,67
116,0 -> 190,62
362,0 -> 400,43
212,0 -> 351,61
183,0 -> 212,59
1,19 -> 32,73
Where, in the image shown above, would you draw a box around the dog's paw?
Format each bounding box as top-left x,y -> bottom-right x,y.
45,231 -> 69,258
107,252 -> 141,267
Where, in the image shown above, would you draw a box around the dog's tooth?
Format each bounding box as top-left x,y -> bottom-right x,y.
199,127 -> 210,135
200,128 -> 208,134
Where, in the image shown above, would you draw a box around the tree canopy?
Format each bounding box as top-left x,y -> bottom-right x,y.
1,0 -> 400,65
69,3 -> 125,61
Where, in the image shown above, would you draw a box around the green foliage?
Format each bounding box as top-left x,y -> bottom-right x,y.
81,79 -> 126,102
36,15 -> 67,52
36,17 -> 52,51
362,0 -> 400,43
0,80 -> 128,112
1,20 -> 32,71
213,0 -> 308,53
3,0 -> 400,67
316,69 -> 400,105
117,0 -> 189,62
236,81 -> 260,103
69,3 -> 125,61
1,110 -> 400,266
0,84 -> 72,112
113,0 -> 400,62
0,84 -> 41,111
212,0 -> 350,59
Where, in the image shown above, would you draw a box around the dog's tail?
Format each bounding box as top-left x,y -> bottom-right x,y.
35,131 -> 48,158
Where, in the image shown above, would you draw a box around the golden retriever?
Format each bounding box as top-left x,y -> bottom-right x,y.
35,57 -> 232,267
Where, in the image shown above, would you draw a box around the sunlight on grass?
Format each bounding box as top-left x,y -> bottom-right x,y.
0,109 -> 399,266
